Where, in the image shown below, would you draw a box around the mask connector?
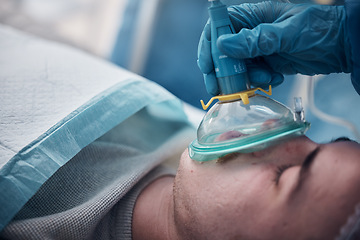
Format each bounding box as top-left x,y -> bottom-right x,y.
294,97 -> 305,122
200,86 -> 272,110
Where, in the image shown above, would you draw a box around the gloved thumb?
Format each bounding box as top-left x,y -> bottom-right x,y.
217,25 -> 283,59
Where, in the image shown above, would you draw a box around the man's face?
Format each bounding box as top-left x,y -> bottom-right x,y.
173,136 -> 360,239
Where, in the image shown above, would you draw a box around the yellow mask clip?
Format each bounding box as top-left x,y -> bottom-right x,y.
200,85 -> 272,110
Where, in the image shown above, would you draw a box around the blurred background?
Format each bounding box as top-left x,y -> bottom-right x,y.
0,0 -> 125,57
1,0 -> 358,143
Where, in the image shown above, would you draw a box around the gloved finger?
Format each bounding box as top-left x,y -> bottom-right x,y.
269,72 -> 284,88
246,59 -> 284,88
248,69 -> 284,89
228,2 -> 294,31
217,23 -> 291,59
228,2 -> 269,31
204,71 -> 219,96
245,58 -> 271,86
197,21 -> 213,75
247,67 -> 272,87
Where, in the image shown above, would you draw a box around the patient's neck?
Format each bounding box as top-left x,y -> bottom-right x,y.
132,176 -> 178,240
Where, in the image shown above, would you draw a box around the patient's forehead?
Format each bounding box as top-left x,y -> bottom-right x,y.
319,140 -> 360,162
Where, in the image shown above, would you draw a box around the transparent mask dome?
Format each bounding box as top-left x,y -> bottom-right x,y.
189,95 -> 310,161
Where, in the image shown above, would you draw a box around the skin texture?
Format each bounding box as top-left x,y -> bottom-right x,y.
132,176 -> 177,240
133,136 -> 360,240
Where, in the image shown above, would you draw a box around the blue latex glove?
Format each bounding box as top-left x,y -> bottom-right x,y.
198,1 -> 352,96
345,0 -> 360,95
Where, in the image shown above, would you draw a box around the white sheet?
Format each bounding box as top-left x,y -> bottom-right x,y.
0,25 -> 141,168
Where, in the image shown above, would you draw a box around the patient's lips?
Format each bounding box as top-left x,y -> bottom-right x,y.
216,130 -> 247,142
215,119 -> 280,142
262,119 -> 280,130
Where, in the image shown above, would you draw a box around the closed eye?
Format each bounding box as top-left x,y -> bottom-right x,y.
274,146 -> 321,186
330,137 -> 357,143
274,164 -> 294,185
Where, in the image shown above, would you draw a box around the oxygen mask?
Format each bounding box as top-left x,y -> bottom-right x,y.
189,0 -> 310,161
189,88 -> 310,161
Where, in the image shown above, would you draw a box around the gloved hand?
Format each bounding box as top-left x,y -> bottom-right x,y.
198,1 -> 352,96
